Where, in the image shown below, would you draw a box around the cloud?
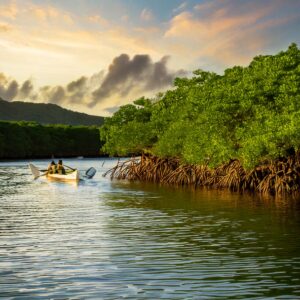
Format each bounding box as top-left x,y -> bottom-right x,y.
193,1 -> 216,12
0,73 -> 19,101
88,15 -> 109,27
0,2 -> 18,20
91,54 -> 185,107
0,73 -> 35,101
173,2 -> 188,14
33,71 -> 104,107
18,80 -> 34,99
66,76 -> 88,104
0,53 -> 185,114
1,0 -> 298,116
140,8 -> 153,21
27,4 -> 74,24
48,86 -> 65,104
0,1 -> 167,90
0,22 -> 13,32
164,0 -> 299,67
67,76 -> 87,92
0,80 -> 18,101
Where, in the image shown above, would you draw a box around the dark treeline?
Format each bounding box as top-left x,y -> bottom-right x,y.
101,44 -> 300,196
0,121 -> 101,159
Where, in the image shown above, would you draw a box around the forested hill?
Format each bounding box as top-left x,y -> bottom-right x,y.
0,98 -> 104,126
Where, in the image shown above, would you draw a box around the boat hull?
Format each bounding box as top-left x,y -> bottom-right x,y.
47,170 -> 80,181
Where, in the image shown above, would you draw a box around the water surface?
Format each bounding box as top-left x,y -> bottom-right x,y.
1,158 -> 300,299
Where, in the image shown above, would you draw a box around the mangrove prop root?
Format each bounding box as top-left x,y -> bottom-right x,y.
103,154 -> 300,196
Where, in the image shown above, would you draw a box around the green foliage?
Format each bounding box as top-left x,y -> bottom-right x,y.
0,121 -> 101,159
100,44 -> 300,168
100,103 -> 155,156
153,121 -> 191,158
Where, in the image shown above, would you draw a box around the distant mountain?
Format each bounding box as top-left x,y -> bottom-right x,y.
0,98 -> 104,126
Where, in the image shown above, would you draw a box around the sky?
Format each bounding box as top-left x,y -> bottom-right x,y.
0,0 -> 299,116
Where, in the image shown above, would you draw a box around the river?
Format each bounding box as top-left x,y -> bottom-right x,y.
1,158 -> 300,299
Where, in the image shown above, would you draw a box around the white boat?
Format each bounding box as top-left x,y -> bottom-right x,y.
47,169 -> 80,181
29,163 -> 80,182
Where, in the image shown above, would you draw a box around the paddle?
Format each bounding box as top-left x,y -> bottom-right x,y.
29,163 -> 48,179
64,164 -> 76,171
35,171 -> 48,179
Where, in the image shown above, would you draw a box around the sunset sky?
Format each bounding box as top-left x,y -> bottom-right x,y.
0,0 -> 299,116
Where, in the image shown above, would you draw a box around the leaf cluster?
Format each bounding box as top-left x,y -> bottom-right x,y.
100,44 -> 300,168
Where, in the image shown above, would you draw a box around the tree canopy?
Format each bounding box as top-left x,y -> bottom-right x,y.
0,121 -> 101,158
100,44 -> 300,169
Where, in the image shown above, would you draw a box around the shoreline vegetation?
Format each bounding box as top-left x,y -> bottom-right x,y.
104,154 -> 300,196
101,44 -> 300,196
0,121 -> 102,159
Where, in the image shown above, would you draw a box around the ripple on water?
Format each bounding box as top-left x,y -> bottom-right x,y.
0,159 -> 300,299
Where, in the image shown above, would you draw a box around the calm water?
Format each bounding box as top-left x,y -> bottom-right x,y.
0,158 -> 300,299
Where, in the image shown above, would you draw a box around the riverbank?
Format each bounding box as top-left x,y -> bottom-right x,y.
100,45 -> 300,198
105,154 -> 300,196
0,121 -> 102,159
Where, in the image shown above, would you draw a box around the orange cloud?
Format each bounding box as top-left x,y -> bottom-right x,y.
0,22 -> 13,32
164,0 -> 297,66
165,4 -> 275,40
0,1 -> 73,25
0,0 -> 298,115
0,2 -> 18,20
88,15 -> 109,27
27,4 -> 74,24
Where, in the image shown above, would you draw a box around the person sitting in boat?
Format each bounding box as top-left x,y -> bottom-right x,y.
57,159 -> 66,175
47,161 -> 56,174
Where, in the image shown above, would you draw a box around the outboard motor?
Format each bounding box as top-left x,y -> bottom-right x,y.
85,167 -> 96,179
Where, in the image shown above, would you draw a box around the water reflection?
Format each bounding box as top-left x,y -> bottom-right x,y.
0,159 -> 300,299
